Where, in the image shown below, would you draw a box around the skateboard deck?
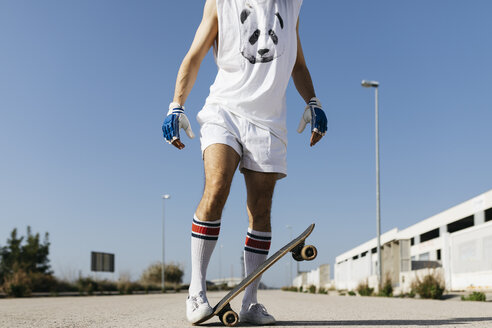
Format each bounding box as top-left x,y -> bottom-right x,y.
194,223 -> 317,327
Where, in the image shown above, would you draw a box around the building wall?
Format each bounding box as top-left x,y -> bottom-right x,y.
446,220 -> 492,290
381,240 -> 400,285
334,189 -> 492,292
293,264 -> 330,291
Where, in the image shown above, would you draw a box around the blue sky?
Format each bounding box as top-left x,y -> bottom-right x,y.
1,0 -> 491,287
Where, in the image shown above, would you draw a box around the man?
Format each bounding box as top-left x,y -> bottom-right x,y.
162,0 -> 327,325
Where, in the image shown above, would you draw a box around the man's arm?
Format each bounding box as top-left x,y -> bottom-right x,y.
291,18 -> 316,104
173,0 -> 218,106
291,18 -> 326,147
164,0 -> 217,150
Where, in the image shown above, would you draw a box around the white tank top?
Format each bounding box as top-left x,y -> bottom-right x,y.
203,0 -> 303,144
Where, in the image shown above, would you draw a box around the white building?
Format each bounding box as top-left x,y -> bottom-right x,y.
210,277 -> 243,288
293,264 -> 331,291
335,189 -> 492,292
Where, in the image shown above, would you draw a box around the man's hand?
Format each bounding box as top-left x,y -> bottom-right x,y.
162,102 -> 195,150
297,97 -> 328,147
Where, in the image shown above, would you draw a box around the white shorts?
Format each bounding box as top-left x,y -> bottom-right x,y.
197,104 -> 287,179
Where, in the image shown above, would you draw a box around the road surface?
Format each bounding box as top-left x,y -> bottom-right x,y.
1,290 -> 491,327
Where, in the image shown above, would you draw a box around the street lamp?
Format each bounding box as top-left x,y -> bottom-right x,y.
161,194 -> 171,292
361,80 -> 382,288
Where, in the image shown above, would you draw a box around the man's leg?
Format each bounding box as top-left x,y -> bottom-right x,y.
195,143 -> 240,221
188,143 -> 239,298
240,169 -> 277,325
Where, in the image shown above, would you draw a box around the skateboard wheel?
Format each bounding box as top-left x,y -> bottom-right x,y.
221,310 -> 238,327
301,245 -> 317,261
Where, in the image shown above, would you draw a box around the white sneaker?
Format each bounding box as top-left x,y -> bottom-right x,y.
239,303 -> 276,325
186,291 -> 213,323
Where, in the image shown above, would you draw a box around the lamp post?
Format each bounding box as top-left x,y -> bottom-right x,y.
161,194 -> 170,292
286,225 -> 293,286
219,244 -> 223,283
361,80 -> 382,288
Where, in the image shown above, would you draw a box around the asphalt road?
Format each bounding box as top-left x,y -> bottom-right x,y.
1,290 -> 491,328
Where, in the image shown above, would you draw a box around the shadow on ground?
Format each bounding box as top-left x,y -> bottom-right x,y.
274,317 -> 492,326
201,317 -> 492,327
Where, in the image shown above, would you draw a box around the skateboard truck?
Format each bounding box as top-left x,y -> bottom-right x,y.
291,242 -> 317,262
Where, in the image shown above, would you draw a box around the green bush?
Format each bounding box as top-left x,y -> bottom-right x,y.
77,277 -> 97,295
348,290 -> 356,296
1,227 -> 55,297
53,279 -> 78,293
2,269 -> 154,297
29,272 -> 59,293
140,262 -> 184,291
76,277 -> 120,295
1,227 -> 53,286
143,284 -> 163,293
356,281 -> 374,296
308,285 -> 316,294
98,279 -> 118,293
461,292 -> 486,302
2,269 -> 68,296
2,269 -> 31,297
318,287 -> 328,294
207,283 -> 230,292
117,281 -> 134,295
208,284 -> 219,291
117,279 -> 146,295
162,284 -> 175,292
378,278 -> 393,297
411,273 -> 445,299
281,286 -> 299,292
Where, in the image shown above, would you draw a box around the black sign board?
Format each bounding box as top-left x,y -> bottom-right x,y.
91,251 -> 115,272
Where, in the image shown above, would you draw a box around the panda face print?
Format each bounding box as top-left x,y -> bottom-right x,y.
239,2 -> 285,64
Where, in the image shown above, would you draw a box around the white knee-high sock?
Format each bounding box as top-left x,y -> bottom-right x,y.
189,214 -> 221,297
241,228 -> 271,311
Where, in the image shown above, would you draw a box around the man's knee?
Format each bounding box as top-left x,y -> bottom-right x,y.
197,175 -> 233,220
247,198 -> 273,231
202,191 -> 227,213
206,171 -> 233,199
248,200 -> 272,218
250,214 -> 271,232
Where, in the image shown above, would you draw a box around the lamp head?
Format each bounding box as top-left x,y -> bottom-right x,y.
361,80 -> 379,88
162,194 -> 171,199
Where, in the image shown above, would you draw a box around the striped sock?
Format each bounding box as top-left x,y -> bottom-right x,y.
189,214 -> 221,297
241,228 -> 271,311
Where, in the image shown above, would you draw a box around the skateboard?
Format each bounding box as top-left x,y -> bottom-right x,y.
194,223 -> 317,327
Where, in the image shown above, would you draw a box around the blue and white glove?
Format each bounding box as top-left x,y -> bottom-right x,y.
162,102 -> 195,144
297,97 -> 328,135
